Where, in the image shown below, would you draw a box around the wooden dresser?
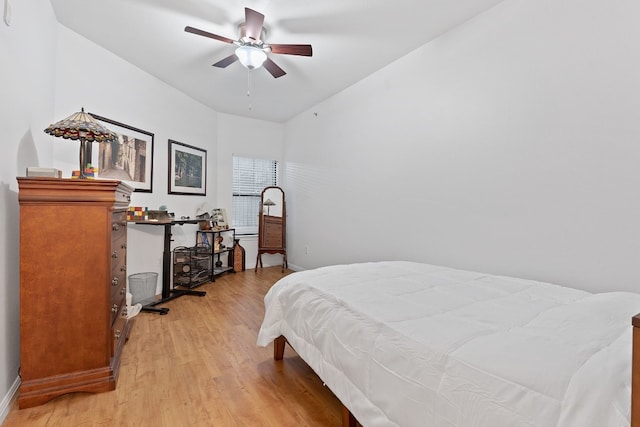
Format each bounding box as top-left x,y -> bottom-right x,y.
17,177 -> 133,408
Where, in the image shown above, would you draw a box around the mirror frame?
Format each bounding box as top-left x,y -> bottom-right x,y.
256,186 -> 287,271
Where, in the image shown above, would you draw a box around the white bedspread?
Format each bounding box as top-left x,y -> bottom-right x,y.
257,261 -> 640,427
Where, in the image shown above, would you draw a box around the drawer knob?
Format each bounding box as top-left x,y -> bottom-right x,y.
112,304 -> 118,313
112,251 -> 118,259
112,223 -> 119,231
121,265 -> 127,272
112,277 -> 119,286
121,242 -> 127,249
120,287 -> 126,295
114,330 -> 122,340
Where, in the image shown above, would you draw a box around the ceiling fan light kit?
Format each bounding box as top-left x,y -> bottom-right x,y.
235,45 -> 267,70
185,7 -> 312,78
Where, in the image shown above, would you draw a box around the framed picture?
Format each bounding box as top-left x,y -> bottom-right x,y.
196,231 -> 212,249
212,208 -> 228,228
89,113 -> 154,192
168,139 -> 207,196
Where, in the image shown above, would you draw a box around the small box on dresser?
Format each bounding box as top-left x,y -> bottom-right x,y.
16,177 -> 133,409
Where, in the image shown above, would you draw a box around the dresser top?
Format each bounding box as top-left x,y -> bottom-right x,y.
17,177 -> 133,207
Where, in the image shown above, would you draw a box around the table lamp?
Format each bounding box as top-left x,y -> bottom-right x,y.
44,108 -> 114,178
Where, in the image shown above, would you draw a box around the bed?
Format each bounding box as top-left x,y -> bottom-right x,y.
257,261 -> 640,427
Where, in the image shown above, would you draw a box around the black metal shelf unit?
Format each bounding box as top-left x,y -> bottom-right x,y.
172,246 -> 213,289
195,228 -> 236,279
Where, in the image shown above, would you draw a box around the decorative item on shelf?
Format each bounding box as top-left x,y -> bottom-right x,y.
214,235 -> 225,268
147,210 -> 171,221
71,164 -> 99,179
127,206 -> 149,221
196,202 -> 213,230
26,167 -> 62,178
211,208 -> 229,229
197,231 -> 211,249
232,238 -> 245,272
263,198 -> 276,215
44,107 -> 115,179
157,206 -> 175,219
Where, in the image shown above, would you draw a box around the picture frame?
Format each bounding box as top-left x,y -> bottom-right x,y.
168,139 -> 207,196
212,208 -> 229,228
196,231 -> 212,250
89,113 -> 154,193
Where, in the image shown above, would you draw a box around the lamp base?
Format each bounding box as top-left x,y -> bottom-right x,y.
78,139 -> 90,179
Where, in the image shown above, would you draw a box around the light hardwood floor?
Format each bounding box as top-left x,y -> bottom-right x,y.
2,266 -> 343,427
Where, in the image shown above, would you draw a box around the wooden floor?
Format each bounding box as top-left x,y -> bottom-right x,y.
2,267 -> 344,427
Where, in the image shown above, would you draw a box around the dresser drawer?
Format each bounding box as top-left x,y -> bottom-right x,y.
111,277 -> 127,307
114,188 -> 132,208
111,211 -> 127,240
111,234 -> 126,271
110,292 -> 126,327
111,306 -> 128,357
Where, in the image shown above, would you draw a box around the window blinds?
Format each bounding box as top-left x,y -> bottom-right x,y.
232,156 -> 279,234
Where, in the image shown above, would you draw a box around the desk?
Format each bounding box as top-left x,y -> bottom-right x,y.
130,219 -> 205,315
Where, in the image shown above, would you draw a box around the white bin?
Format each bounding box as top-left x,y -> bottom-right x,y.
128,272 -> 158,305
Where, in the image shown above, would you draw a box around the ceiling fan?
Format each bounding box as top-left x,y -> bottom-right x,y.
185,7 -> 313,78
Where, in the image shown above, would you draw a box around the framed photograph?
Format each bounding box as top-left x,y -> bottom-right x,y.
212,208 -> 228,228
89,113 -> 154,192
168,139 -> 207,196
196,231 -> 212,250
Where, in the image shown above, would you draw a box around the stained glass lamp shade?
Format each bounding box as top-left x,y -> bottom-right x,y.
44,108 -> 114,178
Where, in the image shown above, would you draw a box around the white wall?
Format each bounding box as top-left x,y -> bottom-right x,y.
0,0 -> 57,421
284,0 -> 640,293
216,113 -> 284,269
53,25 -> 220,291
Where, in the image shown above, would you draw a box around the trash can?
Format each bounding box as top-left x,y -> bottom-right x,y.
128,272 -> 158,305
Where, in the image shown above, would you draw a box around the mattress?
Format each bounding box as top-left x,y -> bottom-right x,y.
257,261 -> 640,427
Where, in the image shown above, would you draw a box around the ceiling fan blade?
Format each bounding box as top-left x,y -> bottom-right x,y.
185,26 -> 235,44
244,8 -> 265,40
268,44 -> 313,57
213,54 -> 239,68
263,58 -> 286,78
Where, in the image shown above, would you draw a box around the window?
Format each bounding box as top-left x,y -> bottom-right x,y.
232,156 -> 279,234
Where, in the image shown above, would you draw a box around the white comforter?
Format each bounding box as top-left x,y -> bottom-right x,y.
257,261 -> 640,427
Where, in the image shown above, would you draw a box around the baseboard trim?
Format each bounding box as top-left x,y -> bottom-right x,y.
0,376 -> 20,424
287,263 -> 304,272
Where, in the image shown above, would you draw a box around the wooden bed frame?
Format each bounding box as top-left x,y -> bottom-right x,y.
274,314 -> 640,427
273,336 -> 357,427
633,314 -> 640,427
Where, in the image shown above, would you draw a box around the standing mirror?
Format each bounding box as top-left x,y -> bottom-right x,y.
255,186 -> 287,271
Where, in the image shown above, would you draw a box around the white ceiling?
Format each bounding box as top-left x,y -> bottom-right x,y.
50,0 -> 505,123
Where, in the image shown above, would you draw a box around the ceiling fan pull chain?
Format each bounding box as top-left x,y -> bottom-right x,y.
247,69 -> 253,110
